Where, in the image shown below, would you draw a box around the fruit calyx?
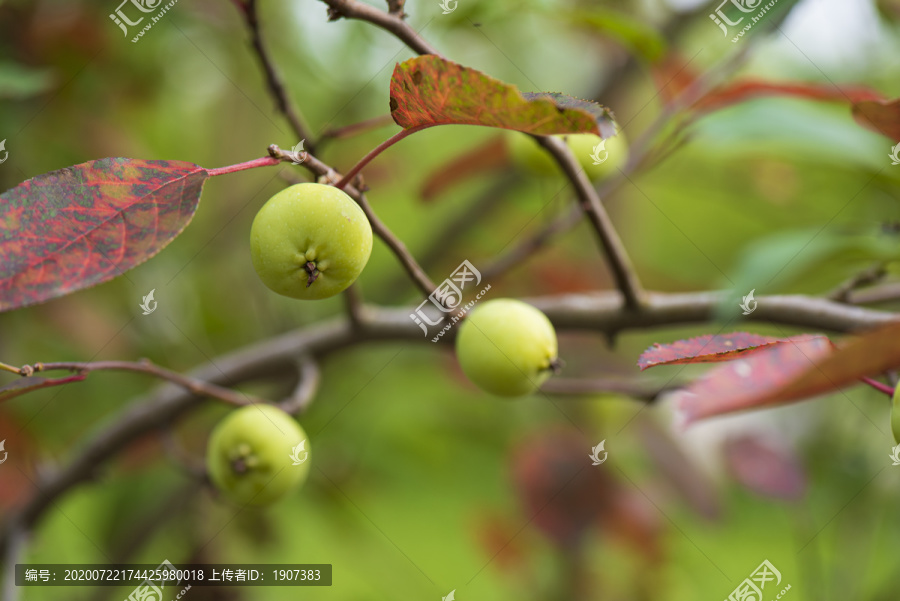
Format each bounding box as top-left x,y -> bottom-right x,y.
304,261 -> 320,287
230,443 -> 258,474
548,357 -> 564,375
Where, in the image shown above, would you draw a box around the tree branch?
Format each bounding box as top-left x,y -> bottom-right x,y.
319,0 -> 439,56
4,360 -> 259,407
238,0 -> 315,150
535,135 -> 646,309
279,355 -> 322,415
2,289 -> 895,552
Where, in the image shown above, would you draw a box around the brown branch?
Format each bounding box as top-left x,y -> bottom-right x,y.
238,0 -> 315,151
2,289 -> 896,554
319,0 -> 439,56
385,0 -> 406,18
828,263 -> 887,303
535,135 -> 646,309
849,283 -> 900,305
343,283 -> 366,328
279,355 -> 322,415
6,360 -> 259,407
318,114 -> 396,144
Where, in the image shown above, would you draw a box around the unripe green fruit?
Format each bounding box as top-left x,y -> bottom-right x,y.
507,131 -> 628,181
206,404 -> 311,505
250,183 -> 373,300
892,384 -> 900,444
455,298 -> 559,397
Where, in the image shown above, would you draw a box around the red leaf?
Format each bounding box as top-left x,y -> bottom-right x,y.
390,55 -> 617,137
852,98 -> 900,142
638,332 -> 829,371
0,158 -> 208,312
676,321 -> 900,423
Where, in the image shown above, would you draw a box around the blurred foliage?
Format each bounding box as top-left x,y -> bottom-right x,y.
2,0 -> 900,600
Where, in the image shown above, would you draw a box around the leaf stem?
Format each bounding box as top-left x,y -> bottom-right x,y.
860,376 -> 895,397
206,156 -> 281,177
334,124 -> 431,190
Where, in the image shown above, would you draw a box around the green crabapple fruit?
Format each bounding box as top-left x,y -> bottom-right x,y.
455,298 -> 560,397
250,183 -> 373,300
206,404 -> 311,505
506,130 -> 628,181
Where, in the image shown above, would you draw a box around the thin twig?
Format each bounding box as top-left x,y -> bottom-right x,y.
828,263 -> 887,303
319,114 -> 396,143
319,0 -> 439,56
536,135 -> 645,309
11,360 -> 257,407
334,125 -> 427,190
343,283 -> 366,328
239,0 -> 315,151
279,355 -> 322,415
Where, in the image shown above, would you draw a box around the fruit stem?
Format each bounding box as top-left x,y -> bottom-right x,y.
334,124 -> 432,190
304,262 -> 319,288
859,376 -> 894,397
206,156 -> 281,177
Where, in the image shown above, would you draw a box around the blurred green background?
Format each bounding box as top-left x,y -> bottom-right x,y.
3,0 -> 900,599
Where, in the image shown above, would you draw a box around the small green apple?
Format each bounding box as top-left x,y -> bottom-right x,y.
206,404 -> 311,505
250,183 -> 373,300
506,130 -> 628,181
455,298 -> 559,397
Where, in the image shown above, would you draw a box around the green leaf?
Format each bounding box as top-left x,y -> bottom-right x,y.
0,61 -> 56,100
389,55 -> 617,137
563,9 -> 666,62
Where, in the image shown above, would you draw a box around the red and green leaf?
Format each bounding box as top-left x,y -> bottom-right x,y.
852,97 -> 900,142
389,55 -> 617,137
677,322 -> 900,423
638,332 -> 829,371
0,158 -> 208,312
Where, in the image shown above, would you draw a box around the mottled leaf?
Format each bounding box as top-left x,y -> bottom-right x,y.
852,97 -> 900,141
390,55 -> 617,138
638,332 -> 828,371
0,158 -> 208,312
